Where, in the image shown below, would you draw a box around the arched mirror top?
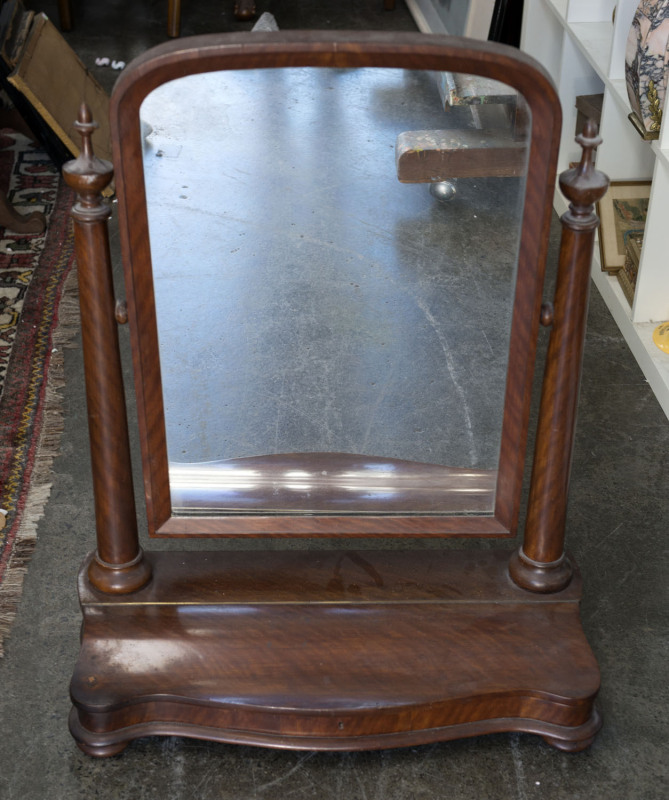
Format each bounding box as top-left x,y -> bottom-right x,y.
110,31 -> 560,124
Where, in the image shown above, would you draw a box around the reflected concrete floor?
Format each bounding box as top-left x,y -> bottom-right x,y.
143,67 -> 523,472
0,1 -> 668,799
140,63 -> 526,517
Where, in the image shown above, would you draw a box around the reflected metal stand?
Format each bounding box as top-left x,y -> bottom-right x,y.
63,34 -> 608,758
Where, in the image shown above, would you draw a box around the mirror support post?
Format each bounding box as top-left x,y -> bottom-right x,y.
510,122 -> 609,594
63,104 -> 151,594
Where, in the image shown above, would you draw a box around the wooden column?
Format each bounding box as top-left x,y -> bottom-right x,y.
510,121 -> 609,593
63,104 -> 151,594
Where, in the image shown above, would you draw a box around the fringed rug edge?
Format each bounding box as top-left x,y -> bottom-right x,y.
0,266 -> 79,657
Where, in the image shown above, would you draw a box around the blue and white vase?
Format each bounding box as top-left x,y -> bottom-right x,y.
625,0 -> 669,138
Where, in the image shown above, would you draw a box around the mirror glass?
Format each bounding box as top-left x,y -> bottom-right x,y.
140,66 -> 530,517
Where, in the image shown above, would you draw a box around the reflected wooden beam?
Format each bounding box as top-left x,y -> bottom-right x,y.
396,129 -> 527,183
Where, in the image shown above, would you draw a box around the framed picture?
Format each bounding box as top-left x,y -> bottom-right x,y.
617,230 -> 644,307
597,181 -> 651,273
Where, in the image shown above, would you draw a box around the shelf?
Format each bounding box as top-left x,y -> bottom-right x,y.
546,0 -> 568,19
590,267 -> 669,419
652,141 -> 669,171
608,78 -> 631,113
526,0 -> 669,421
569,22 -> 613,76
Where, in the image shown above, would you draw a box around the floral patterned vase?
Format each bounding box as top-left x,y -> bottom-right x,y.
625,0 -> 669,138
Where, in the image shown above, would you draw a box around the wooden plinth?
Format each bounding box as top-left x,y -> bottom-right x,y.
70,549 -> 601,756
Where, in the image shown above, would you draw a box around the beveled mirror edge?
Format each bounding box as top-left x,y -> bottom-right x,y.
109,31 -> 561,537
155,514 -> 511,537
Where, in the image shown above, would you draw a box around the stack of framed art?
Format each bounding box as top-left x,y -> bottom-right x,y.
597,181 -> 651,307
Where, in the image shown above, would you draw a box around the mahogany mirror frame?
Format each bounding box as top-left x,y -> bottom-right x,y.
107,31 -> 561,539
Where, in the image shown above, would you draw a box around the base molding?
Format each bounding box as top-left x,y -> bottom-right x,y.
70,549 -> 601,756
69,707 -> 602,756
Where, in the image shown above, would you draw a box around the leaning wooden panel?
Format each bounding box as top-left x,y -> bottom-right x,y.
8,12 -> 111,163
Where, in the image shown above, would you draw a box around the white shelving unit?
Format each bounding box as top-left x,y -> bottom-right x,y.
522,0 -> 669,420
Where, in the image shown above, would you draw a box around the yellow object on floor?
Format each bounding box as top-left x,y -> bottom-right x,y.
652,321 -> 669,353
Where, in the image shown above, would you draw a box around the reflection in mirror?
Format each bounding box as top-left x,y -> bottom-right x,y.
140,67 -> 530,517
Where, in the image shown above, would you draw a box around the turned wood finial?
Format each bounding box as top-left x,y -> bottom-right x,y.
74,102 -> 97,161
558,120 -> 609,226
574,119 -> 600,178
62,104 -> 113,216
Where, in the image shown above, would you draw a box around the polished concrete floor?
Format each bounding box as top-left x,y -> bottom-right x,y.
1,1 -> 668,798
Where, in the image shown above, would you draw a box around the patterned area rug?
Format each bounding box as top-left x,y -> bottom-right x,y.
0,130 -> 76,656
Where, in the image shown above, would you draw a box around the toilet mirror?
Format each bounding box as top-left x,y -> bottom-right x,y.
112,39 -> 556,537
